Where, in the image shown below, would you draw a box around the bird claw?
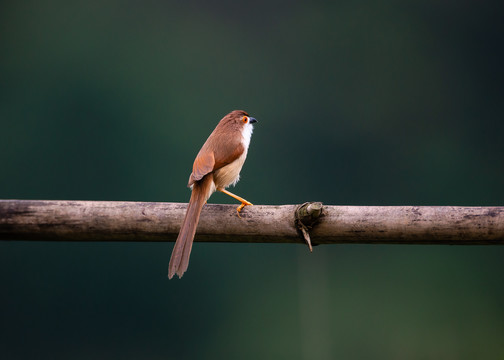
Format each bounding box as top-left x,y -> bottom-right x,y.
236,201 -> 253,218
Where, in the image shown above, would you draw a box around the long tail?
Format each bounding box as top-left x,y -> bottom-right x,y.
168,175 -> 212,279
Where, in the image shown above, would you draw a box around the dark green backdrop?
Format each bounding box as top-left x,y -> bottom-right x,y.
1,1 -> 503,359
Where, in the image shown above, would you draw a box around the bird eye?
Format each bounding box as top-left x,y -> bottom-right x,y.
242,116 -> 248,123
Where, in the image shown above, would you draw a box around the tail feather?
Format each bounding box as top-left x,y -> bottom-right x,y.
168,176 -> 212,279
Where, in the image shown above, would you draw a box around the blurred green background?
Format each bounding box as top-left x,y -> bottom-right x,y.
1,1 -> 503,359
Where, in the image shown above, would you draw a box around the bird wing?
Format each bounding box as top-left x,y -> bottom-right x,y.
188,132 -> 244,187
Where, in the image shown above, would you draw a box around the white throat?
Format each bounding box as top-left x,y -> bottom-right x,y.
241,122 -> 254,150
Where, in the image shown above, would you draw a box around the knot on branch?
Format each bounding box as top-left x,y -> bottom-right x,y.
295,202 -> 324,252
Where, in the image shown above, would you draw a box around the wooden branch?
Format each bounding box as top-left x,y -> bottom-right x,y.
0,200 -> 503,245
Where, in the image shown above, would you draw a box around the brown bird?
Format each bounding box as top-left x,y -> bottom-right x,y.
168,110 -> 258,279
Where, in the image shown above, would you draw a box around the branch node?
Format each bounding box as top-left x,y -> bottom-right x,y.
295,202 -> 324,252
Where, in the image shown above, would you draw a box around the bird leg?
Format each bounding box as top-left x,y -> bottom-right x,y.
218,188 -> 253,216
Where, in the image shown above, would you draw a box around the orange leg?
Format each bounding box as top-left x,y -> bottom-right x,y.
218,188 -> 253,217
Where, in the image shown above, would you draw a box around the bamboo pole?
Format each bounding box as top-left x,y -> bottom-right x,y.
0,200 -> 503,245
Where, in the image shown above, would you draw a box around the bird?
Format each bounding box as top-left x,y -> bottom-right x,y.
168,110 -> 258,279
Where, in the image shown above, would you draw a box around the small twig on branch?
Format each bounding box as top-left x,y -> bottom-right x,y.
0,200 -> 503,245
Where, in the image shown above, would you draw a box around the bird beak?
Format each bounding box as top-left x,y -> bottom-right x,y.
249,117 -> 257,123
